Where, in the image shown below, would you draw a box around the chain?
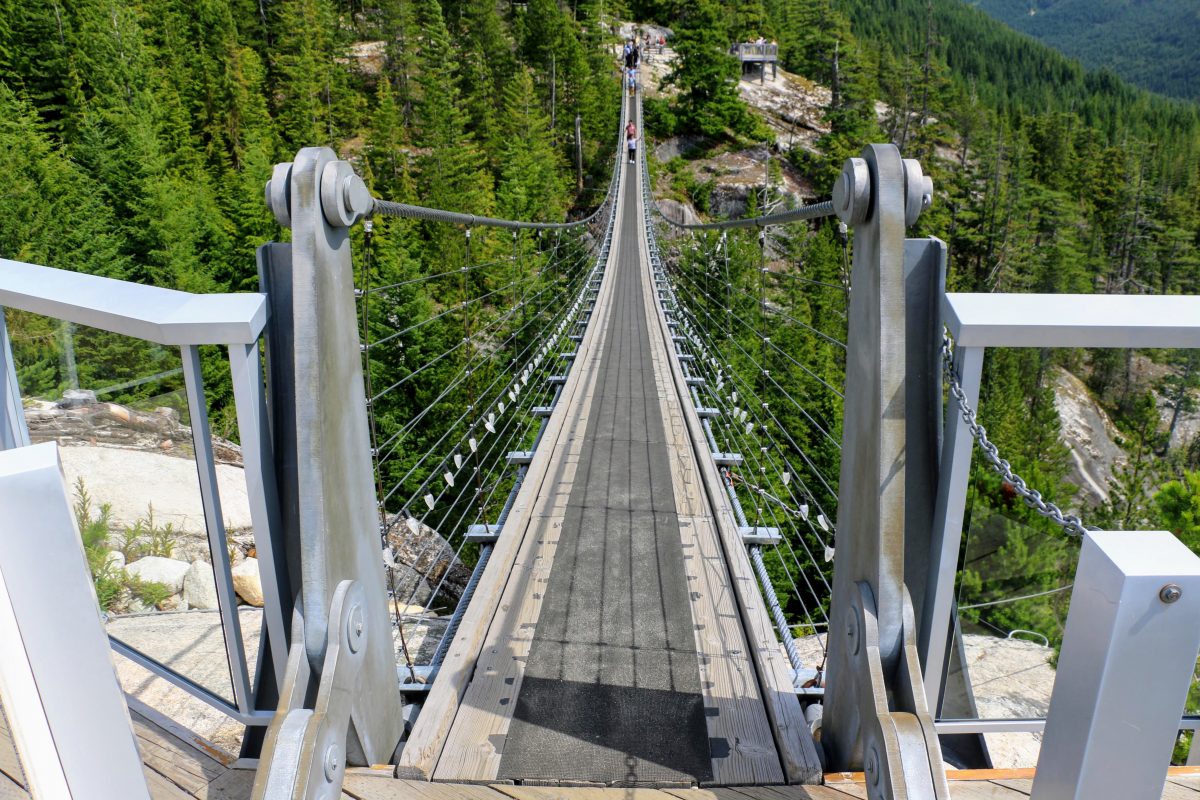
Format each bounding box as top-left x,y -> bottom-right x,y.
942,336 -> 1092,538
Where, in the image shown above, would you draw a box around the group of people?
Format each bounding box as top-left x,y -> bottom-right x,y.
623,39 -> 640,97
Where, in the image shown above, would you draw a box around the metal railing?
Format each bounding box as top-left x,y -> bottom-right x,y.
0,258 -> 289,729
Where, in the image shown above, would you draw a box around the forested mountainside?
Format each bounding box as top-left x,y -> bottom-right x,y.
974,0 -> 1200,103
2,0 -> 1200,702
0,0 -> 617,295
631,0 -> 1200,671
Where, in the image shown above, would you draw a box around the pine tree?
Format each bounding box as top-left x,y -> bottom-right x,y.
663,0 -> 760,139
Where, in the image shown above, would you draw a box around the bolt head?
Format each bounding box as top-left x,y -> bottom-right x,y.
347,604 -> 365,652
323,743 -> 342,782
1161,584 -> 1183,604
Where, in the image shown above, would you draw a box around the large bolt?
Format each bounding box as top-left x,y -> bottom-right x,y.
323,743 -> 341,782
265,162 -> 293,228
321,160 -> 373,228
833,157 -> 870,225
347,603 -> 365,653
1161,584 -> 1183,604
902,158 -> 934,227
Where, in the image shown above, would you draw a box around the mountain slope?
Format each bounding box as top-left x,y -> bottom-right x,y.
973,0 -> 1200,102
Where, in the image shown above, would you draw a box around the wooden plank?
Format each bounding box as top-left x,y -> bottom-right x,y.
1162,780 -> 1200,799
989,779 -> 1031,796
1170,776 -> 1200,792
144,767 -> 196,800
492,786 -> 679,800
0,710 -> 26,789
344,776 -> 511,800
130,709 -> 227,796
632,151 -> 821,786
815,778 -> 867,799
0,773 -> 27,800
947,780 -> 1027,799
637,236 -> 784,787
197,768 -> 256,800
406,183 -> 629,783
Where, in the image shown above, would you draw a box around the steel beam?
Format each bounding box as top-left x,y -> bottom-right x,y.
823,145 -> 948,798
0,443 -> 150,798
0,309 -> 29,451
263,149 -> 403,766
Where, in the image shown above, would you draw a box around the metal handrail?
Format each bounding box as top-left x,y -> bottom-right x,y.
0,261 -> 288,728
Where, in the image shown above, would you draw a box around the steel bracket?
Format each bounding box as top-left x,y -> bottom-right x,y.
253,581 -> 371,800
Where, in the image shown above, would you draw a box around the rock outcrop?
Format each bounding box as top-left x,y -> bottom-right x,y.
1052,367 -> 1126,508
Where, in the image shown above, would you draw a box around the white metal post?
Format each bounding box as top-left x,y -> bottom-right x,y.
921,344 -> 984,711
0,442 -> 150,798
0,308 -> 30,451
1031,531 -> 1200,800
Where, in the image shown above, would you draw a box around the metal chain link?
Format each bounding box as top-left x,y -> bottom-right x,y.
942,336 -> 1092,538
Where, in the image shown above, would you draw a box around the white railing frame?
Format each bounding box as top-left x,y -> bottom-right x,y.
0,258 -> 287,728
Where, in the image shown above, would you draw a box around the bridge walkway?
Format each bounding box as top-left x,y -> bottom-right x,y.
7,699 -> 1200,799
402,116 -> 813,788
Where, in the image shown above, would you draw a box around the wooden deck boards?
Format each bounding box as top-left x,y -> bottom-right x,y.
428,185 -> 622,783
8,702 -> 1200,800
638,207 -> 785,787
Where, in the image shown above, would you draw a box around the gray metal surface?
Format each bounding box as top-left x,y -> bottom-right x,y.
497,156 -> 711,786
0,258 -> 267,345
1031,532 -> 1200,800
180,345 -> 254,713
0,309 -> 30,450
822,146 -> 949,798
268,147 -> 403,765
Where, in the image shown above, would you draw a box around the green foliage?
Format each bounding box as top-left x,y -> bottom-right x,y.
976,0 -> 1200,103
1155,472 -> 1200,551
663,0 -> 764,139
73,478 -> 181,612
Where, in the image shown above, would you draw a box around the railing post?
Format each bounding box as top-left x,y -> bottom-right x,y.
0,309 -> 30,450
1031,531 -> 1200,800
0,442 -> 150,798
921,344 -> 984,710
261,149 -> 403,766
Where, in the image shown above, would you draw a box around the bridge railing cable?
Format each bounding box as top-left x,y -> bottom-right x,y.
637,96 -> 849,685
356,100 -> 628,684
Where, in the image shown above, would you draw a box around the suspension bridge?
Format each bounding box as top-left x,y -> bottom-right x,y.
3,84 -> 1200,800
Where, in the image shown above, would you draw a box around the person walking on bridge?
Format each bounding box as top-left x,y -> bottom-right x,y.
626,123 -> 638,164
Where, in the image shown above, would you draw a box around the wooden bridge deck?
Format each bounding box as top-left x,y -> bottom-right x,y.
7,704 -> 1200,800
397,139 -> 817,787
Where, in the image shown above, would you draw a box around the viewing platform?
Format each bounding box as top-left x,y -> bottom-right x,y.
732,42 -> 778,81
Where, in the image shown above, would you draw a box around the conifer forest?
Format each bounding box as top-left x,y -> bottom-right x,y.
3,0 -> 1200,717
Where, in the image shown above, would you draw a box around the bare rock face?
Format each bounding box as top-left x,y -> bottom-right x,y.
384,515 -> 471,609
26,397 -> 243,466
656,198 -> 702,226
183,560 -> 219,610
1052,367 -> 1126,508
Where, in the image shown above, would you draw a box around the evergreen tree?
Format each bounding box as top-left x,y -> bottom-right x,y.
663,0 -> 761,139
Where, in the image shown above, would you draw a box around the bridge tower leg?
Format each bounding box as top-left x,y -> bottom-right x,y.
822,146 -> 950,799
254,149 -> 404,778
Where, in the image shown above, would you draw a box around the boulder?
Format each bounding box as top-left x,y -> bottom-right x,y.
125,556 -> 191,594
183,560 -> 220,610
385,516 -> 471,604
657,198 -> 702,226
104,550 -> 126,572
232,557 -> 264,607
